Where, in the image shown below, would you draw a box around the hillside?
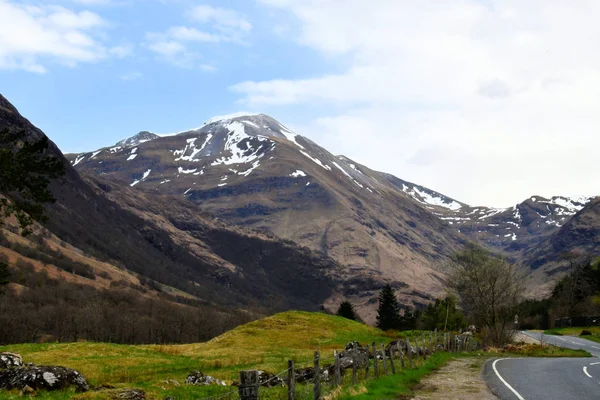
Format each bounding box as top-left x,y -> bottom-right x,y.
66,113 -> 598,317
0,311 -> 392,399
0,94 -> 344,343
65,113 -> 471,320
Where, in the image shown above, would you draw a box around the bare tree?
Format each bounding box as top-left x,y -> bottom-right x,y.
448,243 -> 522,347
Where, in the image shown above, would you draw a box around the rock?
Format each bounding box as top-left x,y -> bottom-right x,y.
293,367 -> 314,384
20,385 -> 35,396
339,341 -> 369,370
111,389 -> 145,399
0,352 -> 24,369
293,366 -> 332,384
164,378 -> 180,387
184,371 -> 226,386
0,365 -> 89,392
580,330 -> 593,336
257,370 -> 284,387
184,370 -> 204,385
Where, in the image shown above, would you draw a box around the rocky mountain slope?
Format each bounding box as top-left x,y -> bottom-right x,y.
67,113 -> 598,310
66,113 -> 474,320
0,95 -> 341,321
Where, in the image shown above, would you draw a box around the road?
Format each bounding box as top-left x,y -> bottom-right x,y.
483,331 -> 600,399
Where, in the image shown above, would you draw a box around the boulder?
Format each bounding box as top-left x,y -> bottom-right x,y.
0,352 -> 23,369
257,370 -> 284,387
339,341 -> 369,370
580,330 -> 593,336
184,371 -> 227,386
111,388 -> 145,399
0,365 -> 89,392
293,367 -> 314,384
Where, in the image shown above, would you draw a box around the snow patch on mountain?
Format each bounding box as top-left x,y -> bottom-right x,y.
205,112 -> 260,125
131,169 -> 151,187
300,150 -> 331,171
72,155 -> 85,166
290,170 -> 307,178
210,121 -> 271,177
401,184 -> 462,211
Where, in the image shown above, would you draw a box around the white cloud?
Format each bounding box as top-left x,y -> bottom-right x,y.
233,0 -> 600,207
0,1 -> 116,73
189,4 -> 252,34
168,26 -> 221,43
145,5 -> 251,70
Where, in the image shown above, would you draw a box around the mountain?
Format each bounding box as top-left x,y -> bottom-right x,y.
430,195 -> 593,256
65,113 -> 477,320
67,112 -> 599,311
0,95 -> 346,343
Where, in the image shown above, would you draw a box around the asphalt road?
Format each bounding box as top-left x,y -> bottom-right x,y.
483,331 -> 600,399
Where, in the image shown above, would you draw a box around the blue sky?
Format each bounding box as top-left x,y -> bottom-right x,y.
0,0 -> 337,152
1,0 -> 599,207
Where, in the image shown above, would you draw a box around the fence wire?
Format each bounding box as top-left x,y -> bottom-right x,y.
193,332 -> 479,400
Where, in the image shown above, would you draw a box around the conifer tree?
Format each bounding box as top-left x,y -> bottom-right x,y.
337,300 -> 357,320
0,128 -> 64,235
376,284 -> 401,330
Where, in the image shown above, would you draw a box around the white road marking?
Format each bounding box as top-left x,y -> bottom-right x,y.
590,362 -> 600,366
584,366 -> 592,378
492,359 -> 526,400
591,346 -> 600,350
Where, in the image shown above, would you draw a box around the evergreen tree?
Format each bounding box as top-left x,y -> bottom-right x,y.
0,128 -> 64,235
420,296 -> 466,331
337,300 -> 357,320
376,284 -> 401,330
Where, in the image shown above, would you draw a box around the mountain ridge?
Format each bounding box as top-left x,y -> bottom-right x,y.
64,111 -> 598,321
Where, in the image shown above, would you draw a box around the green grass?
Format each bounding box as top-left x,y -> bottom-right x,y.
544,326 -> 600,344
0,312 -> 592,399
0,311 -> 398,399
336,352 -> 458,399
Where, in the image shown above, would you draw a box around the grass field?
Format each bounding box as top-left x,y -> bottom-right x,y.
544,326 -> 600,344
0,312 -> 592,399
0,311 -> 398,399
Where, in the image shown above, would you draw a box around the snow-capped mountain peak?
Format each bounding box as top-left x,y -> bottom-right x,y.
116,131 -> 160,147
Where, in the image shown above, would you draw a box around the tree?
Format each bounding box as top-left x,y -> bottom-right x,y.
420,295 -> 467,331
551,254 -> 596,318
448,243 -> 521,347
376,284 -> 401,331
0,128 -> 64,235
337,300 -> 357,320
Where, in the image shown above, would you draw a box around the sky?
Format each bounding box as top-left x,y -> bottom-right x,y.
1,0 -> 599,208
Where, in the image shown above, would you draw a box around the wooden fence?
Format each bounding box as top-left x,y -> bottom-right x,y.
201,330 -> 478,400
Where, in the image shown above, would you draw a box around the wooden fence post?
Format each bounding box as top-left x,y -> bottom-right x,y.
239,370 -> 259,400
365,344 -> 370,379
396,341 -> 405,369
422,333 -> 427,360
407,338 -> 414,368
287,360 -> 295,400
434,329 -> 438,351
387,343 -> 396,374
313,351 -> 321,400
415,336 -> 421,362
429,331 -> 433,354
334,350 -> 341,387
352,343 -> 357,385
372,342 -> 379,378
380,343 -> 389,375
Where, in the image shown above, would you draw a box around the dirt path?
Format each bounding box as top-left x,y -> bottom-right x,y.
410,357 -> 496,400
